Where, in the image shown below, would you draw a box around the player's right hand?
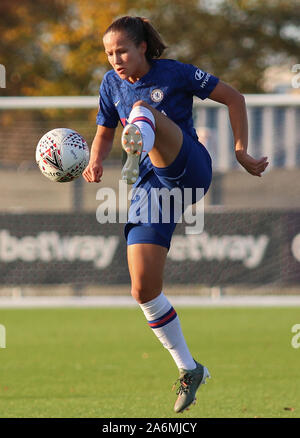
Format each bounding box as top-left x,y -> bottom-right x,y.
82,161 -> 103,183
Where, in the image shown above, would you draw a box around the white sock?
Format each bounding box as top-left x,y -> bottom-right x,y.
128,105 -> 156,160
139,292 -> 196,370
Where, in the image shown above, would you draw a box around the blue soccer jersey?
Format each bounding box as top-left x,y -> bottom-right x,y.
96,58 -> 219,180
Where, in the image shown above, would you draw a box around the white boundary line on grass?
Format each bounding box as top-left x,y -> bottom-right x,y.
0,295 -> 300,308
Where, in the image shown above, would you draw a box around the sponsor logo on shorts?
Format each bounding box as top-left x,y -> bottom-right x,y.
151,89 -> 164,103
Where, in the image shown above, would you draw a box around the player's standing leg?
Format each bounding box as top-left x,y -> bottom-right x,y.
127,243 -> 210,413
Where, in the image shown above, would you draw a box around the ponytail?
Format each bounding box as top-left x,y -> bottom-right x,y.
104,16 -> 167,61
139,17 -> 167,60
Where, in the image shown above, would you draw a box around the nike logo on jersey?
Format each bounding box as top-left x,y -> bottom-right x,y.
114,100 -> 120,107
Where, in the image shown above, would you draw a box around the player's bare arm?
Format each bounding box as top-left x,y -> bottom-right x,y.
209,80 -> 269,177
83,125 -> 115,183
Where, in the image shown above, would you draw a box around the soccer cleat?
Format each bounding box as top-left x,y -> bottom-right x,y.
121,124 -> 143,184
172,361 -> 211,413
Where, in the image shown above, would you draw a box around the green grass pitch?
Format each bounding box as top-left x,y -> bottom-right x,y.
0,306 -> 299,418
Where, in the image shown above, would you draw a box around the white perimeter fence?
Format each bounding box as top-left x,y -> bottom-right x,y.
0,94 -> 300,172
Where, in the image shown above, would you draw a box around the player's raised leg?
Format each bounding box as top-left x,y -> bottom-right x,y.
127,242 -> 210,412
121,100 -> 183,184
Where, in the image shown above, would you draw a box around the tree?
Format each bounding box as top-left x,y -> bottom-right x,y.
0,0 -> 130,97
0,0 -> 299,96
0,0 -> 68,96
137,0 -> 300,92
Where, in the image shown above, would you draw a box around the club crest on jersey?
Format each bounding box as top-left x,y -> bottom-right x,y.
195,69 -> 205,81
151,88 -> 164,103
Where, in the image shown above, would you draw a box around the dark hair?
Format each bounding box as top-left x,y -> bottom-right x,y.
104,16 -> 167,61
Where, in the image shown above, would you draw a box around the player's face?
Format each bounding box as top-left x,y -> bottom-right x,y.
103,31 -> 149,82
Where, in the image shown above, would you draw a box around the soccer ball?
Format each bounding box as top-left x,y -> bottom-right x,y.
36,128 -> 90,182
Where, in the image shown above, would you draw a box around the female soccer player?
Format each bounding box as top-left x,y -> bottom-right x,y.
83,16 -> 269,413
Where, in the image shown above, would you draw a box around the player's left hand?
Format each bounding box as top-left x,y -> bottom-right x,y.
235,150 -> 269,177
82,160 -> 103,183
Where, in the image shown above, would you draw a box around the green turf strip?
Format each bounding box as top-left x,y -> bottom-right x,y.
0,307 -> 299,418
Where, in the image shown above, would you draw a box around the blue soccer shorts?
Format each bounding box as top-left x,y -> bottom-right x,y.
124,130 -> 212,249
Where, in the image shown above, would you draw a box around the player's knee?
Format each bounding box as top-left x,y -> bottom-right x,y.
132,100 -> 152,111
130,285 -> 149,304
130,284 -> 161,304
